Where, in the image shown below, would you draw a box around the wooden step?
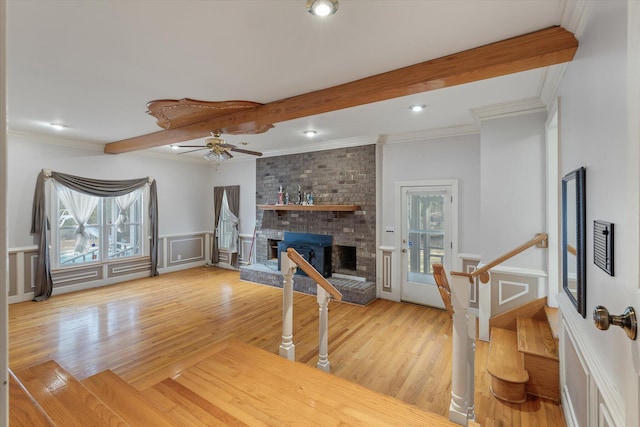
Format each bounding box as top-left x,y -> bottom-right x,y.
517,317 -> 560,401
489,297 -> 547,332
544,306 -> 560,340
9,370 -> 55,426
82,370 -> 174,427
487,327 -> 528,404
13,360 -> 130,426
146,378 -> 250,426
516,317 -> 558,360
169,339 -> 457,426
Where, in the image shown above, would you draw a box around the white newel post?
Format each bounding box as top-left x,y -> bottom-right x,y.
316,285 -> 331,372
279,255 -> 296,360
449,274 -> 474,426
466,310 -> 476,422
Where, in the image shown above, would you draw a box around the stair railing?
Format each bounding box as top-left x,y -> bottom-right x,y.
444,232 -> 548,426
279,248 -> 343,372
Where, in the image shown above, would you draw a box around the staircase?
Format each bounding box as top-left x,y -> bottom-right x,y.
486,298 -> 560,403
10,339 -> 458,426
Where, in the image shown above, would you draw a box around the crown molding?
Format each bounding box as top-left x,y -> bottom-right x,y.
539,1 -> 594,109
8,129 -> 214,165
383,124 -> 480,145
539,63 -> 569,108
8,129 -> 105,152
261,135 -> 378,158
471,97 -> 547,123
561,0 -> 595,40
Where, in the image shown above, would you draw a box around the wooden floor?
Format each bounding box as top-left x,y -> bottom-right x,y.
9,267 -> 565,426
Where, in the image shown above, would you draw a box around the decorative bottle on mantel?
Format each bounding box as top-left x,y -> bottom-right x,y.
297,185 -> 302,205
278,185 -> 284,205
285,192 -> 290,205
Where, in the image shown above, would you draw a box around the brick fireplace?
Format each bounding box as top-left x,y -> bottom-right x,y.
254,144 -> 376,282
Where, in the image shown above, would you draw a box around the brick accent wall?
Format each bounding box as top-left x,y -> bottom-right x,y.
255,144 -> 376,281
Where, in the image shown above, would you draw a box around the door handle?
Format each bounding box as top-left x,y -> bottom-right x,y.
593,306 -> 637,340
401,249 -> 407,253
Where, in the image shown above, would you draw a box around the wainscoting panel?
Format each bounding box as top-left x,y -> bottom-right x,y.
8,252 -> 17,296
108,259 -> 151,277
23,250 -> 38,294
382,249 -> 392,292
167,235 -> 205,265
559,293 -> 624,427
7,232 -> 214,303
52,265 -> 103,288
490,271 -> 541,316
459,254 -> 480,309
239,233 -> 254,265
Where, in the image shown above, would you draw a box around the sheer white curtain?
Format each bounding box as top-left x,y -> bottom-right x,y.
114,190 -> 140,232
55,184 -> 99,253
221,200 -> 239,254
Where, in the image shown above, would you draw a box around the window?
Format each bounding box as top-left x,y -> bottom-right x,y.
53,185 -> 146,267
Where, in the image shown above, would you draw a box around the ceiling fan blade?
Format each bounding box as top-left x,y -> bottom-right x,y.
172,144 -> 207,148
223,151 -> 233,159
230,147 -> 263,157
218,143 -> 236,149
177,148 -> 207,155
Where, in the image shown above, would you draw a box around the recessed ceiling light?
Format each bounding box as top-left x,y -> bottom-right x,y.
306,0 -> 338,17
169,144 -> 179,150
304,130 -> 317,137
409,104 -> 426,113
49,123 -> 66,130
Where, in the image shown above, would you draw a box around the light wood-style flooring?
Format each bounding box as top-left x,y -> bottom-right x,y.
9,267 -> 565,426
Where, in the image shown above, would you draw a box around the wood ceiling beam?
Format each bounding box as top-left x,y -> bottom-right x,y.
104,26 -> 578,154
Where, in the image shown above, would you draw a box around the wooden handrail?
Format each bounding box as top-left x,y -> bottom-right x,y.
286,248 -> 343,301
451,233 -> 548,284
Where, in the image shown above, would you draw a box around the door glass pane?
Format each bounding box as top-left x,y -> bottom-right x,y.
407,191 -> 445,284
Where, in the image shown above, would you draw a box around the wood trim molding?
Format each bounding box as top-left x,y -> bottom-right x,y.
104,26 -> 578,154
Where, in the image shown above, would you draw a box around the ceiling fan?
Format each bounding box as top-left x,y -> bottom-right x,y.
171,132 -> 263,161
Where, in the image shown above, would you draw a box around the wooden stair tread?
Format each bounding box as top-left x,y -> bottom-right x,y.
149,378 -> 250,426
14,360 -> 130,426
544,306 -> 560,340
517,317 -> 558,360
83,370 -> 174,427
172,339 -> 457,426
9,370 -> 56,426
489,297 -> 547,332
487,328 -> 528,383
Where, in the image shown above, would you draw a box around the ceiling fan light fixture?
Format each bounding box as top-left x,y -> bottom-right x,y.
306,0 -> 338,17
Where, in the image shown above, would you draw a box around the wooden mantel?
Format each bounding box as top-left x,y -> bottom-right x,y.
258,204 -> 360,218
257,204 -> 360,212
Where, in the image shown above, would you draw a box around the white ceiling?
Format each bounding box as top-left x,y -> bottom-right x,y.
6,0 -> 571,161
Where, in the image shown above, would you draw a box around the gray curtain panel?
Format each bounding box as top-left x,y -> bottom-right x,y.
30,170 -> 159,301
226,185 -> 240,268
212,186 -> 225,263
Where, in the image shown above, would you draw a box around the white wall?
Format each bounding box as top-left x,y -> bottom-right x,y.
558,0 -> 628,406
380,133 -> 482,256
209,158 -> 257,238
480,112 -> 547,270
7,133 -> 213,248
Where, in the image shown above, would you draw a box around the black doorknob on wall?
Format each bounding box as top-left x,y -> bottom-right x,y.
593,305 -> 637,340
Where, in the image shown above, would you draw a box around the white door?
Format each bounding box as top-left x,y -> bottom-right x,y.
400,185 -> 454,307
626,5 -> 640,426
